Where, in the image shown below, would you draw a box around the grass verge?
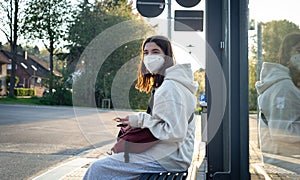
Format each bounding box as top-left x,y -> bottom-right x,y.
0,96 -> 41,105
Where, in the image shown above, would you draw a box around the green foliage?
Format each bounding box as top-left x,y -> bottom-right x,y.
14,88 -> 35,96
22,45 -> 40,56
68,0 -> 137,48
66,0 -> 151,73
248,20 -> 300,111
248,58 -> 257,111
40,88 -> 72,106
262,20 -> 300,63
0,96 -> 42,105
40,71 -> 73,106
195,107 -> 203,115
129,81 -> 151,110
194,69 -> 205,99
22,0 -> 74,91
6,75 -> 19,86
68,0 -> 154,109
95,40 -> 144,107
22,0 -> 73,46
0,0 -> 23,46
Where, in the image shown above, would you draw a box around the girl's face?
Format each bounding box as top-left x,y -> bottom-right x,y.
143,42 -> 165,56
290,41 -> 300,89
289,41 -> 300,71
290,41 -> 300,56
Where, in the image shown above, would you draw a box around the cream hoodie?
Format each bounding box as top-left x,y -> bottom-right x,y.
255,62 -> 300,173
129,63 -> 198,171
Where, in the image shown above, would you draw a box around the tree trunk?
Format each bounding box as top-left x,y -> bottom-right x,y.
8,0 -> 18,97
49,39 -> 54,94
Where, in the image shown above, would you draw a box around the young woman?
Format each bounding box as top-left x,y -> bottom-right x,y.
256,32 -> 300,173
83,35 -> 198,179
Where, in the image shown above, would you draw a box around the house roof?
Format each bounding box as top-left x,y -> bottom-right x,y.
28,54 -> 61,76
0,50 -> 62,78
0,51 -> 11,64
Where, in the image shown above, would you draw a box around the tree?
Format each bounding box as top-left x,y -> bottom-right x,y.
21,0 -> 73,93
262,20 -> 299,63
0,0 -> 21,96
194,69 -> 205,96
248,20 -> 300,111
22,45 -> 40,56
66,0 -> 141,74
248,57 -> 257,111
67,0 -> 154,107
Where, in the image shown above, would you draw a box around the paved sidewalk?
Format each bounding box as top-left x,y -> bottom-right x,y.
31,145 -> 111,180
248,115 -> 300,180
31,115 -> 300,180
31,116 -> 205,180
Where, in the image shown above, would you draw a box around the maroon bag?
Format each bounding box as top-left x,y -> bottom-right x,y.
111,90 -> 158,162
112,127 -> 159,154
111,89 -> 194,163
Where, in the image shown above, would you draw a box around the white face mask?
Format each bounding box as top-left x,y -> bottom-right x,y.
290,54 -> 300,71
143,54 -> 165,74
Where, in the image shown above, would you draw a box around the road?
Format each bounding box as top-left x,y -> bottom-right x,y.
0,104 -> 133,180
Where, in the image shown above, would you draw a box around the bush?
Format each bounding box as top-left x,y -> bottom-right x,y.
129,85 -> 150,110
14,88 -> 36,96
195,107 -> 202,115
40,88 -> 72,106
249,88 -> 257,111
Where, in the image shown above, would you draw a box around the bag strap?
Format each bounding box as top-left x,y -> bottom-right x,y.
124,141 -> 129,163
188,113 -> 194,124
146,90 -> 155,115
260,111 -> 268,126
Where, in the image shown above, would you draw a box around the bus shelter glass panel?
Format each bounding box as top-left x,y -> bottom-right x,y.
248,0 -> 300,178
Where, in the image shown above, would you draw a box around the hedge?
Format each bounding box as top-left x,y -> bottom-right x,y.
14,88 -> 36,96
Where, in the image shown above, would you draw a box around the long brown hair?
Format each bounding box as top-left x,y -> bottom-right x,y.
278,32 -> 300,66
278,32 -> 300,86
135,36 -> 175,93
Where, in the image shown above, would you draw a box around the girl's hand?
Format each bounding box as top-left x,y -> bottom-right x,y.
113,116 -> 131,131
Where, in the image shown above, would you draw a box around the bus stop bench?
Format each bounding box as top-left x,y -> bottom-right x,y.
139,171 -> 188,180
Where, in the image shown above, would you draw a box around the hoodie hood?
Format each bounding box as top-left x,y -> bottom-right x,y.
256,62 -> 291,94
164,63 -> 198,94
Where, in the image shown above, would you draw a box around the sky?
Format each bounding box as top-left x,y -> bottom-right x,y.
152,0 -> 300,70
249,0 -> 300,26
1,0 -> 300,71
1,0 -> 300,41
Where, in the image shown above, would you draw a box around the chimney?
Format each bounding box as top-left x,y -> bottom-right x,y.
23,51 -> 28,60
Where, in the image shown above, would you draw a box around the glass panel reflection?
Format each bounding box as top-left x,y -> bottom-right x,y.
249,0 -> 300,178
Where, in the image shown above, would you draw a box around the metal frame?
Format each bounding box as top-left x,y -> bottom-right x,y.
205,0 -> 249,179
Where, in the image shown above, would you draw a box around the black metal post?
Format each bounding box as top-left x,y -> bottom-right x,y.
206,0 -> 249,179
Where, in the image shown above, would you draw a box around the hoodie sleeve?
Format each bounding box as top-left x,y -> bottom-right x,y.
128,81 -> 194,142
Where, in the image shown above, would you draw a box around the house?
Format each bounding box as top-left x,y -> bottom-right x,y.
0,50 -> 61,96
0,52 -> 10,96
